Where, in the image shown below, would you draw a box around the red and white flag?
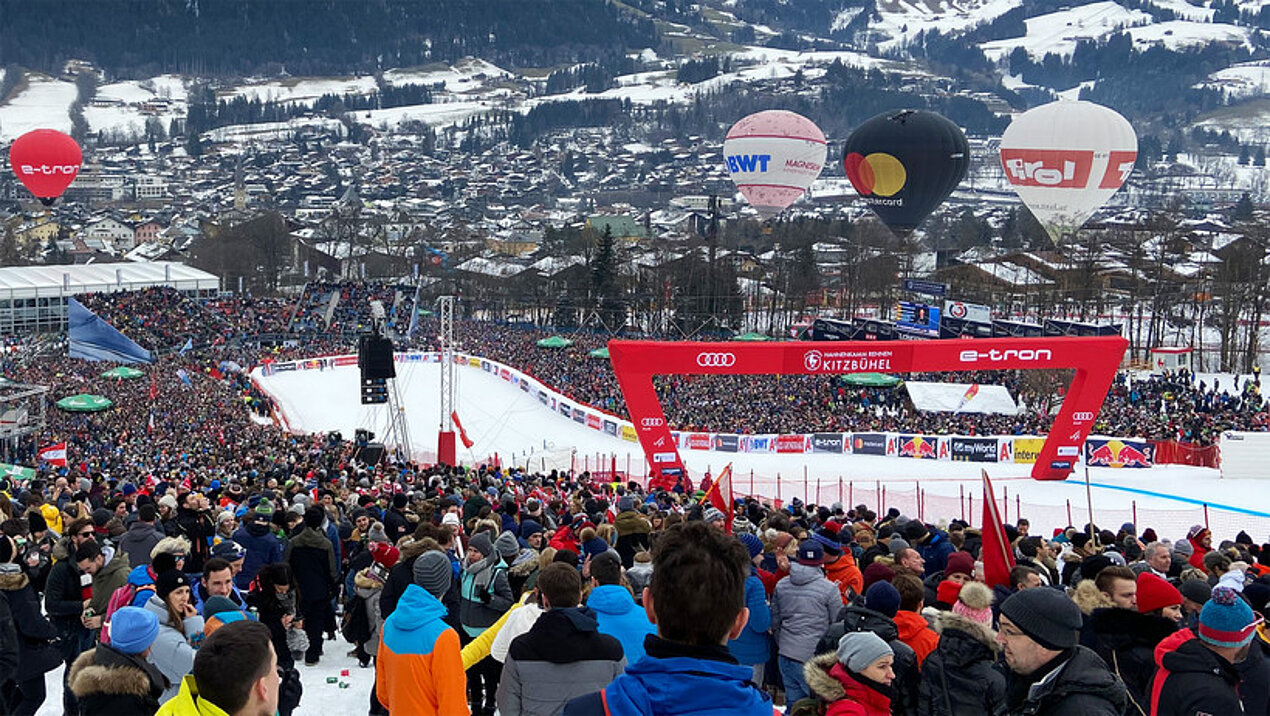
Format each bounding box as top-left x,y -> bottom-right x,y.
38,442 -> 67,467
701,463 -> 735,533
980,469 -> 1016,588
451,411 -> 474,449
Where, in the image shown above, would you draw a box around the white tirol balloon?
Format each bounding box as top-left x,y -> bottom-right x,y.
999,100 -> 1137,242
723,110 -> 827,218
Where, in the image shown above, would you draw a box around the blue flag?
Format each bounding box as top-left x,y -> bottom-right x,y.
67,298 -> 154,364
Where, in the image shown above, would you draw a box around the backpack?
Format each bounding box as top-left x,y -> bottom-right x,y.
340,593 -> 372,645
100,582 -> 154,645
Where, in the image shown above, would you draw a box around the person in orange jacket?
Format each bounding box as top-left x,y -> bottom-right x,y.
376,552 -> 468,716
816,529 -> 864,602
890,574 -> 938,666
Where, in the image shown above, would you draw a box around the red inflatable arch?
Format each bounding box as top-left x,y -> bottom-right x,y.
607,336 -> 1127,488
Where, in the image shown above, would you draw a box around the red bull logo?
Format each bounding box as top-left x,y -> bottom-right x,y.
898,435 -> 937,459
1086,439 -> 1153,468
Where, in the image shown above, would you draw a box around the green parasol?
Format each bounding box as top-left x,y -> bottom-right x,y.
731,331 -> 772,341
56,394 -> 114,412
100,366 -> 144,380
840,372 -> 901,387
536,336 -> 574,349
588,347 -> 610,359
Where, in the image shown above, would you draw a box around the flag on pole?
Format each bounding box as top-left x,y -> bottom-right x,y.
179,337 -> 193,355
699,463 -> 735,533
980,469 -> 1016,588
451,411 -> 474,449
955,383 -> 980,413
37,442 -> 67,467
0,463 -> 35,481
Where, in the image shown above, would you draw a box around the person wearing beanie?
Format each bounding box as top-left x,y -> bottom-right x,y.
283,504 -> 338,666
1149,586 -> 1264,716
67,606 -> 166,716
816,578 -> 920,716
613,497 -> 651,569
997,588 -> 1126,715
862,561 -> 896,592
819,528 -> 864,603
495,530 -> 521,563
231,497 -> 284,592
802,631 -> 894,716
771,537 -> 851,709
727,533 -> 773,685
201,595 -> 255,637
383,492 -> 411,545
0,533 -> 61,715
1137,573 -> 1184,623
143,568 -> 205,704
1178,577 -> 1212,630
376,579 -> 467,716
367,521 -> 389,545
1080,570 -> 1180,708
917,581 -> 1005,716
703,506 -> 726,529
934,579 -> 962,610
1185,524 -> 1212,573
460,529 -> 515,714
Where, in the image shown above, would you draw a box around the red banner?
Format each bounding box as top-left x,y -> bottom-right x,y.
607,336 -> 1126,488
687,433 -> 711,450
775,434 -> 807,453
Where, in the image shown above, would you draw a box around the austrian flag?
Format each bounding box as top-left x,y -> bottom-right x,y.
38,442 -> 67,467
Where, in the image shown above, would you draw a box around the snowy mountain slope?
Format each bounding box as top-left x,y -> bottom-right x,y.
0,75 -> 76,141
872,0 -> 1024,51
1203,59 -> 1270,101
980,2 -> 1152,60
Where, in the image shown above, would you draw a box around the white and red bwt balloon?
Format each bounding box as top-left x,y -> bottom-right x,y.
723,110 -> 827,218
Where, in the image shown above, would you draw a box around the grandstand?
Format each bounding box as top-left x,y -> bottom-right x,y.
0,262 -> 220,334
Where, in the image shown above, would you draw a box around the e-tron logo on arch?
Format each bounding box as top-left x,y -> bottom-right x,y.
804,350 -> 823,372
844,152 -> 907,197
696,352 -> 736,367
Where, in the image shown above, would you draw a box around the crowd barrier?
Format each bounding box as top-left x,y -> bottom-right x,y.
256,351 -> 1216,471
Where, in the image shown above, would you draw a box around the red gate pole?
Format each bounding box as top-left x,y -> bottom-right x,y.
1132,500 -> 1138,528
882,485 -> 887,516
876,480 -> 881,517
804,466 -> 809,506
848,481 -> 853,510
776,473 -> 782,506
750,469 -> 755,497
1003,486 -> 1009,524
839,476 -> 844,505
1067,499 -> 1073,527
1016,494 -> 1021,522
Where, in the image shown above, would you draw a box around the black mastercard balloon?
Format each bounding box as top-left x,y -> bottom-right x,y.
843,109 -> 969,237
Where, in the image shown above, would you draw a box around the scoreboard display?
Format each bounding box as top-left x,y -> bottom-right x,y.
896,301 -> 940,337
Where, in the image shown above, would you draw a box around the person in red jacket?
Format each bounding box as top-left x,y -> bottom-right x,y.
802,631 -> 894,716
1185,525 -> 1212,572
891,574 -> 938,666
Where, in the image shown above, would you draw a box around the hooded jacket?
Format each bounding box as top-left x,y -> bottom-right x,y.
143,593 -> 205,704
892,610 -> 938,667
118,520 -> 163,569
154,675 -> 233,716
1003,645 -> 1126,716
68,643 -> 166,716
587,583 -> 657,665
376,584 -> 467,716
562,635 -> 778,716
0,566 -> 61,681
88,544 -> 132,616
44,536 -> 90,627
918,610 -> 1006,716
802,651 -> 893,716
772,562 -> 844,662
283,525 -> 338,602
819,604 -> 919,716
1085,607 -> 1176,710
231,521 -> 283,591
729,571 -> 773,666
613,510 -> 651,568
1148,629 -> 1243,716
497,606 -> 626,716
459,553 -> 513,636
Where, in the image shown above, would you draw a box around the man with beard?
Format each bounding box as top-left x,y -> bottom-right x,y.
1149,586 -> 1262,715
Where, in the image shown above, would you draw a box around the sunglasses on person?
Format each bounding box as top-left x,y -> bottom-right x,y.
76,531 -> 93,538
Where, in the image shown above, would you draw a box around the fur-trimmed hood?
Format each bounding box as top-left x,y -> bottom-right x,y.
0,567 -> 29,592
508,550 -> 539,577
803,651 -> 847,702
1072,580 -> 1112,615
67,647 -> 162,699
398,536 -> 440,562
932,610 -> 999,653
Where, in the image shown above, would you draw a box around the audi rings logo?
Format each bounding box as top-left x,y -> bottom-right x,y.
696,352 -> 736,367
640,417 -> 665,428
804,350 -> 823,372
1071,412 -> 1094,422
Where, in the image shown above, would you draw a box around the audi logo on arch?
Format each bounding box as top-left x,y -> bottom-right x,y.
1071,412 -> 1094,422
640,418 -> 665,428
696,352 -> 736,367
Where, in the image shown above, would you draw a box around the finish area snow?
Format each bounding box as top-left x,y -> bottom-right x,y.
254,360 -> 1270,538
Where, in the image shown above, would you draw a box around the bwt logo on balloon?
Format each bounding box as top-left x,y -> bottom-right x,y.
725,154 -> 771,173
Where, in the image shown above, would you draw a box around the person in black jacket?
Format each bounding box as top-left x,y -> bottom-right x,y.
175,492 -> 215,576
1086,573 -> 1181,711
246,562 -> 300,671
1149,586 -> 1260,716
918,582 -> 1006,716
0,536 -> 61,716
817,580 -> 919,716
43,519 -> 98,716
382,493 -> 410,545
284,506 -> 338,665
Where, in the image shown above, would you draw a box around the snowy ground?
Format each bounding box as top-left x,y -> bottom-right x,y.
255,358 -> 1270,541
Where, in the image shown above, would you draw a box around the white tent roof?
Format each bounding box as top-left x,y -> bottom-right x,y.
904,381 -> 1020,415
0,262 -> 220,300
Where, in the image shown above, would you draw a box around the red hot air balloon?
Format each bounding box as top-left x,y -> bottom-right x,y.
8,129 -> 82,206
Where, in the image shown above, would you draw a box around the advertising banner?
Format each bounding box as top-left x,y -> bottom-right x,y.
776,434 -> 807,454
586,414 -> 602,430
603,420 -> 618,436
742,435 -> 774,454
620,425 -> 638,442
1013,437 -> 1044,464
895,435 -> 939,459
811,433 -> 844,453
1086,438 -> 1153,468
687,433 -> 712,450
950,437 -> 1000,463
850,433 -> 887,456
712,434 -> 739,452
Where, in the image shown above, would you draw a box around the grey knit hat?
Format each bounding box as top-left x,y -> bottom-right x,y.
495,531 -> 520,560
837,631 -> 893,671
413,551 -> 452,598
999,587 -> 1083,650
703,507 -> 725,524
469,531 -> 493,558
368,522 -> 389,544
888,538 -> 910,556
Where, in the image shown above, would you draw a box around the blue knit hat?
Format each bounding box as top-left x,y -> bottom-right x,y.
865,580 -> 902,618
1199,587 -> 1263,648
110,606 -> 159,655
738,533 -> 763,559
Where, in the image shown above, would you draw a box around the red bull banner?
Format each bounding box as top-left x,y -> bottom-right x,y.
607,336 -> 1126,488
895,435 -> 939,459
1086,438 -> 1154,468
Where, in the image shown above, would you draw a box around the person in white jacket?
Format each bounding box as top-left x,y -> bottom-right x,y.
143,568 -> 205,704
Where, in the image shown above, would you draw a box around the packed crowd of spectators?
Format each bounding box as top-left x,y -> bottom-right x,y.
59,285 -> 1270,445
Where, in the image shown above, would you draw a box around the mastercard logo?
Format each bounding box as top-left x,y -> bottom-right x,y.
844,152 -> 907,197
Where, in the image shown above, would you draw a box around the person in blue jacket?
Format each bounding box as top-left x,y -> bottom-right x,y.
730,533 -> 773,685
232,501 -> 284,591
563,520 -> 778,716
585,550 -> 656,665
